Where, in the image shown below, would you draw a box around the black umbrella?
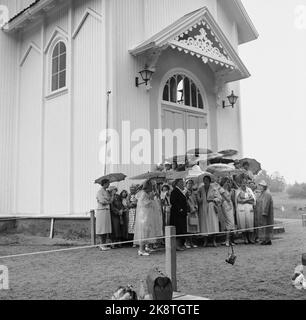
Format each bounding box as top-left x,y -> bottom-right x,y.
95,173 -> 127,184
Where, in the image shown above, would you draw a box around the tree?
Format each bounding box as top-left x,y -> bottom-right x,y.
287,183 -> 306,199
255,170 -> 286,193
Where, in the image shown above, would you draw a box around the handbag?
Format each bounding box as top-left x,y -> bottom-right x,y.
188,212 -> 198,226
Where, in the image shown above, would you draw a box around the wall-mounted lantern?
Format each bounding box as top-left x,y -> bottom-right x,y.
222,91 -> 239,109
135,65 -> 154,87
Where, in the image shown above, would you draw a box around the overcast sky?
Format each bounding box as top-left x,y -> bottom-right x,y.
239,0 -> 306,184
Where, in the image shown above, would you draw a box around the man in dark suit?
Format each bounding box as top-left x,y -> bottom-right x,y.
170,179 -> 188,251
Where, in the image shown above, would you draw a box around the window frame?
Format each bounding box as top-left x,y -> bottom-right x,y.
46,36 -> 68,99
162,73 -> 206,112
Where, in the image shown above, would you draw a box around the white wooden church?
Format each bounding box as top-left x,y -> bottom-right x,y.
0,0 -> 258,216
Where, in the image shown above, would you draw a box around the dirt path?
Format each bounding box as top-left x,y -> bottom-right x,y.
0,220 -> 306,300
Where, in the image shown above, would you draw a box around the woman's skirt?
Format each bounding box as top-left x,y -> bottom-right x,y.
222,203 -> 236,231
237,204 -> 254,231
128,208 -> 136,234
199,203 -> 219,235
96,208 -> 112,235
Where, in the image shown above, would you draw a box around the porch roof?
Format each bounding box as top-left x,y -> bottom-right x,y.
129,7 -> 253,83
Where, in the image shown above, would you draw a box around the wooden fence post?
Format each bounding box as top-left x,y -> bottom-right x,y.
165,226 -> 177,292
90,210 -> 96,245
49,218 -> 55,239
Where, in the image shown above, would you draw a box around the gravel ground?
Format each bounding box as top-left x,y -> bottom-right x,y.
0,219 -> 306,300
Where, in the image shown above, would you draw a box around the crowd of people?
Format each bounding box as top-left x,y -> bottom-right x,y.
95,163 -> 274,256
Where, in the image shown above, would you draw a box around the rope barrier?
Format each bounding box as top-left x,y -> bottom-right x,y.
0,219 -> 301,261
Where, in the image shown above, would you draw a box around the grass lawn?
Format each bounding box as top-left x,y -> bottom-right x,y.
273,192 -> 306,220
0,192 -> 305,300
0,220 -> 306,300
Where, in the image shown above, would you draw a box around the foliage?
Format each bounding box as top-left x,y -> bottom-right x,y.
255,170 -> 286,193
287,183 -> 306,199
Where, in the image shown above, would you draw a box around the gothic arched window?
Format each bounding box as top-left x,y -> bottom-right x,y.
162,74 -> 204,109
51,41 -> 66,92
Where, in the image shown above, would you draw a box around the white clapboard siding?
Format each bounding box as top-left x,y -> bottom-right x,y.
0,32 -> 18,215
44,94 -> 70,215
143,0 -> 217,39
17,47 -> 42,214
110,0 -> 152,185
72,3 -> 105,214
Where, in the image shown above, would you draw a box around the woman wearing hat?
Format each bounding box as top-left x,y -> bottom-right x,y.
134,180 -> 162,256
237,177 -> 256,244
160,184 -> 171,229
170,179 -> 188,251
110,186 -> 124,248
219,177 -> 236,247
127,185 -> 138,244
256,181 -> 274,245
96,179 -> 112,251
185,179 -> 200,248
198,175 -> 222,247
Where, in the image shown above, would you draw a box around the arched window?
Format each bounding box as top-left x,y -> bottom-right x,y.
162,74 -> 204,110
51,41 -> 66,92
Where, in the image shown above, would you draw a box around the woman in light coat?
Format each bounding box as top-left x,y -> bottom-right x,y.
134,180 -> 162,256
198,175 -> 222,247
96,179 -> 112,251
219,177 -> 236,247
237,177 -> 256,244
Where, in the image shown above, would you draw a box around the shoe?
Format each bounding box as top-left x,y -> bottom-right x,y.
176,247 -> 185,252
263,241 -> 272,246
230,242 -> 236,247
99,246 -> 110,251
225,242 -> 230,247
192,244 -> 198,248
184,243 -> 192,249
138,250 -> 150,256
260,241 -> 267,245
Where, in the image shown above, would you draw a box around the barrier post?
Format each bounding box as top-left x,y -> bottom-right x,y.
49,218 -> 55,239
90,210 -> 96,245
165,226 -> 177,291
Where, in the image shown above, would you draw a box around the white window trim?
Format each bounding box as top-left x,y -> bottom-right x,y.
161,73 -> 207,114
45,35 -> 68,98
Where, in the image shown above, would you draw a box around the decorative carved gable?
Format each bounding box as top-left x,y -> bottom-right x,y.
170,22 -> 235,69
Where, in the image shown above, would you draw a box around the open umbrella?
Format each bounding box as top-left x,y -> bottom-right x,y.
206,164 -> 242,177
240,158 -> 262,175
190,152 -> 223,164
209,158 -> 235,165
95,173 -> 127,184
218,149 -> 238,158
165,154 -> 188,164
130,171 -> 166,180
166,167 -> 214,182
187,148 -> 213,155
